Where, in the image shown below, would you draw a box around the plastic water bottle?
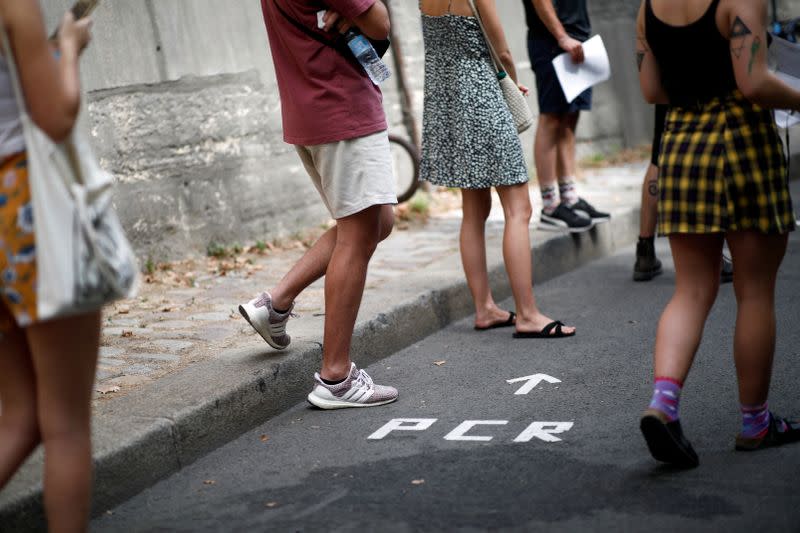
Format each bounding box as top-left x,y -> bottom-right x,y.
345,30 -> 391,85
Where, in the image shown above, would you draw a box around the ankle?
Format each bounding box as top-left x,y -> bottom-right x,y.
270,290 -> 293,313
320,363 -> 351,382
740,401 -> 770,438
648,377 -> 683,422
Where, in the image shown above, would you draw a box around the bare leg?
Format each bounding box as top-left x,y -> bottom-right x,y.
0,305 -> 40,490
640,164 -> 659,238
495,184 -> 575,335
653,234 -> 724,381
727,231 -> 788,405
271,206 -> 394,310
459,189 -> 509,327
555,112 -> 580,186
534,113 -> 563,193
320,205 -> 393,381
26,311 -> 101,533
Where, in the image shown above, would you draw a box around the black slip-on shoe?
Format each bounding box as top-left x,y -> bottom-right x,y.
572,198 -> 610,222
735,413 -> 800,451
640,409 -> 699,468
539,203 -> 593,233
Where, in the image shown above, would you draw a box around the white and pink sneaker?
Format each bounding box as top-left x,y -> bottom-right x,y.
238,292 -> 294,350
307,363 -> 398,410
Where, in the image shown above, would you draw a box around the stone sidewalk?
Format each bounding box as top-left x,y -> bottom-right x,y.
0,162 -> 648,529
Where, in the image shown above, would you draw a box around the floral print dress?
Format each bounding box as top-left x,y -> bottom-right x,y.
420,13 -> 529,189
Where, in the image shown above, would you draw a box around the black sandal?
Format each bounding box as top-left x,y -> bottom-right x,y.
640,409 -> 699,468
512,320 -> 575,338
474,311 -> 516,331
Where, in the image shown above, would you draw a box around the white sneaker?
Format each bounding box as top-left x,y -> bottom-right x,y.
238,292 -> 293,350
307,363 -> 398,410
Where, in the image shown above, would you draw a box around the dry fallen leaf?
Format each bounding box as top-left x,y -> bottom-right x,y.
203,480 -> 216,486
411,479 -> 425,485
433,360 -> 446,366
96,385 -> 121,395
260,434 -> 270,443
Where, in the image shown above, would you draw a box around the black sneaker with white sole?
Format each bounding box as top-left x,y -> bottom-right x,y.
540,203 -> 593,233
571,198 -> 610,223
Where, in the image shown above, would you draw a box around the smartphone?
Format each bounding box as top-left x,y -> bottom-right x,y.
50,0 -> 101,40
70,0 -> 101,19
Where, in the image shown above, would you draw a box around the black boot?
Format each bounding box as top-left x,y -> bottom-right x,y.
633,237 -> 663,281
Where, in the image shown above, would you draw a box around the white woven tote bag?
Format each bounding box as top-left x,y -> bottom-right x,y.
1,28 -> 139,321
467,0 -> 535,133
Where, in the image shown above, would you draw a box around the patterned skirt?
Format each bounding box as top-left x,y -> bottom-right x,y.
658,91 -> 796,235
0,152 -> 36,332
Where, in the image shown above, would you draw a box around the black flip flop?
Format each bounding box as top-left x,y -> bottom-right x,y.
512,320 -> 575,338
474,311 -> 516,331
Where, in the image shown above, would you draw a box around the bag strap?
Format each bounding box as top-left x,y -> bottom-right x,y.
273,0 -> 349,54
465,0 -> 505,76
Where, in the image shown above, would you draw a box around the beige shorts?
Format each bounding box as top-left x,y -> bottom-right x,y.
295,130 -> 397,220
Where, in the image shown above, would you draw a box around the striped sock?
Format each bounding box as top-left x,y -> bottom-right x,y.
559,178 -> 579,206
541,185 -> 559,214
740,402 -> 772,439
648,377 -> 682,422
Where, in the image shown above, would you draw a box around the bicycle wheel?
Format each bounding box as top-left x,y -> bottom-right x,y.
388,134 -> 420,203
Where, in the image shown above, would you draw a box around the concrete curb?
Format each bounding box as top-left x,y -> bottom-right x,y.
0,207 -> 641,530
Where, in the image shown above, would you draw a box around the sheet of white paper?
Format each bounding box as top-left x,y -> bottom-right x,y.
774,66 -> 800,128
770,37 -> 800,128
552,35 -> 611,103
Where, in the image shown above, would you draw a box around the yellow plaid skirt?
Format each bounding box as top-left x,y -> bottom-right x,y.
658,91 -> 796,235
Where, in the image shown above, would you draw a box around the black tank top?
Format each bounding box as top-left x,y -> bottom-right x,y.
645,0 -> 737,106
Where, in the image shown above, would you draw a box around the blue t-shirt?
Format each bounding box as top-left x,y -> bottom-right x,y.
522,0 -> 591,42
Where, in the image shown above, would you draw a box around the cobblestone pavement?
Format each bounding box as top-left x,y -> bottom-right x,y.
95,163 -> 646,404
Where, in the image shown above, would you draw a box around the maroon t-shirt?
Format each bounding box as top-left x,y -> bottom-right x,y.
261,0 -> 387,146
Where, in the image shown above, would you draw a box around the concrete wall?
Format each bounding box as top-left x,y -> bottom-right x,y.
37,0 -> 800,260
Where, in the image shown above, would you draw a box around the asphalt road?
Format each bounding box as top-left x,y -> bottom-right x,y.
93,230 -> 800,532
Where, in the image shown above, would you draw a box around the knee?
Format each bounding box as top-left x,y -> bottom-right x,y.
36,405 -> 91,445
379,206 -> 394,242
0,407 -> 40,446
537,114 -> 562,135
504,202 -> 533,225
678,283 -> 719,313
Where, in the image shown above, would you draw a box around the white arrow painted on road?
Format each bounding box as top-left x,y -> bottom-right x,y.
506,374 -> 561,395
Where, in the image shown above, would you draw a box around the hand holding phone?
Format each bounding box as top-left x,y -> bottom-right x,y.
51,0 -> 100,41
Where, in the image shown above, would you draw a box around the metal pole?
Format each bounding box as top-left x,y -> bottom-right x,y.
384,0 -> 421,150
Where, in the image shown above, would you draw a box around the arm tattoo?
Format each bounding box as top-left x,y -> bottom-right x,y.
730,16 -> 752,59
636,38 -> 649,72
748,36 -> 762,74
648,179 -> 658,197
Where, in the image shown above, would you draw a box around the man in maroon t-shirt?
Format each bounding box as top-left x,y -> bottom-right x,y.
238,0 -> 398,409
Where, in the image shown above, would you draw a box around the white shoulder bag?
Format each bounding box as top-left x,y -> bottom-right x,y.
0,27 -> 139,321
467,0 -> 535,134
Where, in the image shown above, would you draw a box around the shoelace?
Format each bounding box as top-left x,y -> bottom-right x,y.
353,369 -> 374,391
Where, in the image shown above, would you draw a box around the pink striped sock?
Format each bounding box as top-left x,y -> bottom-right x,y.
740,402 -> 771,439
648,377 -> 683,422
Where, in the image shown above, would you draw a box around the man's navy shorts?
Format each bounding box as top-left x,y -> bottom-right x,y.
527,35 -> 592,115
